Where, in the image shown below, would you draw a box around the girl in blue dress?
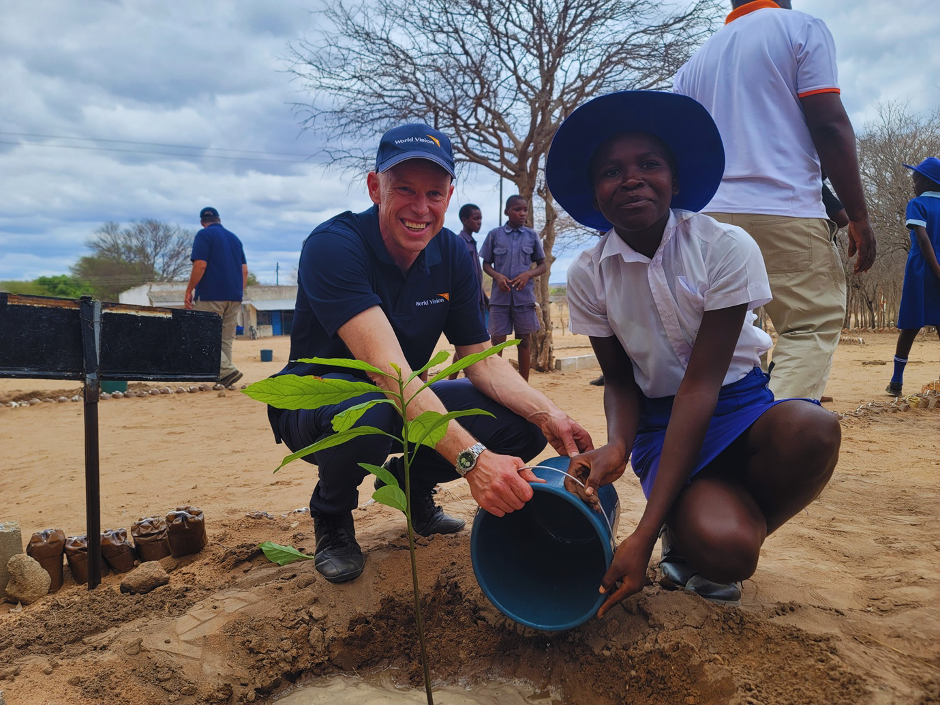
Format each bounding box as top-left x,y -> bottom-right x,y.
887,157 -> 940,396
546,91 -> 841,611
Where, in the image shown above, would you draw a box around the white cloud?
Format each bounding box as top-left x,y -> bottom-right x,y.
0,0 -> 937,285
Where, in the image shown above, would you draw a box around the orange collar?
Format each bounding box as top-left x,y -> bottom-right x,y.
726,0 -> 781,24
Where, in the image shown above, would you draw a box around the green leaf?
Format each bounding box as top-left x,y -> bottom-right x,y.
421,340 -> 520,388
294,357 -> 393,378
243,375 -> 382,410
275,426 -> 393,471
373,484 -> 407,513
390,362 -> 402,376
332,398 -> 395,432
407,408 -> 495,449
407,350 -> 451,383
359,462 -> 399,488
258,541 -> 314,566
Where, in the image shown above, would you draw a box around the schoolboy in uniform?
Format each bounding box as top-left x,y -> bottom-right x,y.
546,91 -> 840,610
480,196 -> 547,381
887,157 -> 940,395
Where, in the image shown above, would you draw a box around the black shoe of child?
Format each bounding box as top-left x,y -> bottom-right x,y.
313,511 -> 364,583
375,458 -> 466,536
886,381 -> 903,396
589,375 -> 605,386
685,575 -> 743,606
658,525 -> 695,589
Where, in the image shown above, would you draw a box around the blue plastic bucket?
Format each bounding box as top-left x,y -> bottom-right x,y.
470,455 -> 620,632
260,349 -> 273,362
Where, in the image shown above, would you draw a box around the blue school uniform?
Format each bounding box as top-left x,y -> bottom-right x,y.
898,191 -> 940,329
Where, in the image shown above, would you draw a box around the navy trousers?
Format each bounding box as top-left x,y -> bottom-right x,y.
274,374 -> 547,516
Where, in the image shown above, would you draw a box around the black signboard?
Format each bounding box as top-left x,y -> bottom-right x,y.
0,294 -> 222,588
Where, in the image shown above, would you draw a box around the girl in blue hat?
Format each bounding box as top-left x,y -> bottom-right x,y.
887,157 -> 940,396
546,91 -> 841,613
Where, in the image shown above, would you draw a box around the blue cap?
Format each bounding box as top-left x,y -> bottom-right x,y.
375,124 -> 455,178
546,91 -> 725,231
903,157 -> 940,185
199,206 -> 219,220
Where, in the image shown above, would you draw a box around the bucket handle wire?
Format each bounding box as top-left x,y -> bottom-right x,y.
520,465 -> 617,549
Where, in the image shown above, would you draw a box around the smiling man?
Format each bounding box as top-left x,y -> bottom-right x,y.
267,124 -> 592,583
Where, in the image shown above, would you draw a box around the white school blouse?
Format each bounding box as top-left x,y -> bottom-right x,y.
567,210 -> 773,399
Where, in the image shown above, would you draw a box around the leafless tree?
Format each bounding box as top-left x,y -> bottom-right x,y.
287,0 -> 723,370
843,103 -> 939,328
71,219 -> 193,301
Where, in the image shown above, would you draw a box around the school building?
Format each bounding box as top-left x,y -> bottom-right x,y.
117,282 -> 298,337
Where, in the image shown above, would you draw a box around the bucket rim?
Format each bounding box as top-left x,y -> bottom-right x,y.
470,479 -> 614,632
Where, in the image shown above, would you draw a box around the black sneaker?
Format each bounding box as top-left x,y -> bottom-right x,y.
886,381 -> 903,396
375,458 -> 466,537
313,511 -> 364,583
589,375 -> 605,386
220,370 -> 243,387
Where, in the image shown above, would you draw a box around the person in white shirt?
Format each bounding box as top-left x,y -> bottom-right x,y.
545,90 -> 841,612
672,0 -> 876,401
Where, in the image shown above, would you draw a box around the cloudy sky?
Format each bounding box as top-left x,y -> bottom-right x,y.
1,0 -> 938,286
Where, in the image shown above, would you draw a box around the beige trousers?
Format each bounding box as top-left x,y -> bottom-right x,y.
194,299 -> 241,379
705,213 -> 846,400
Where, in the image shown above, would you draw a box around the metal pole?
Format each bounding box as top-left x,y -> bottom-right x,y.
79,296 -> 102,590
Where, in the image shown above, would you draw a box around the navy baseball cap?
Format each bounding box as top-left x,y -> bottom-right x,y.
546,91 -> 725,231
375,124 -> 455,178
903,157 -> 940,185
199,207 -> 220,220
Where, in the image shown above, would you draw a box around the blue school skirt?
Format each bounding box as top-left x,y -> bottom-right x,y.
630,367 -> 814,498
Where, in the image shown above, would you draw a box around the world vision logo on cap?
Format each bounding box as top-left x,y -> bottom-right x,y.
427,135 -> 441,148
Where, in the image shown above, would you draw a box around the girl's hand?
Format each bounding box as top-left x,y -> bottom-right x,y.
564,444 -> 627,512
597,530 -> 657,618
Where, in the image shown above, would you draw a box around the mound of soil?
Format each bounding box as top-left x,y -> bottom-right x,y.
0,517 -> 932,705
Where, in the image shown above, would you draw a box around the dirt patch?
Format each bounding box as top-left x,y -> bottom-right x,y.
0,332 -> 938,703
0,524 -> 887,705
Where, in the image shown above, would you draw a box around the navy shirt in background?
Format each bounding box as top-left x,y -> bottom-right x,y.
191,223 -> 246,301
276,205 -> 490,383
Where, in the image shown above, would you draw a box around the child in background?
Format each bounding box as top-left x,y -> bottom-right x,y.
480,195 -> 547,381
546,91 -> 840,611
449,204 -> 489,380
887,157 -> 940,396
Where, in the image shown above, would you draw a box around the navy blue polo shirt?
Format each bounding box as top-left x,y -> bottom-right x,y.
191,223 -> 246,301
276,205 -> 490,382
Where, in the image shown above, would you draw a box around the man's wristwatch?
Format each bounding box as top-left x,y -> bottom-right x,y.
455,442 -> 486,477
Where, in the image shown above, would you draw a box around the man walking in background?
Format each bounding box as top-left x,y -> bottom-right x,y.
673,0 -> 876,400
184,206 -> 247,387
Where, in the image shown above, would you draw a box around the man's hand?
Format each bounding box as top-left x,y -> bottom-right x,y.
465,450 -> 545,516
847,219 -> 876,273
184,289 -> 195,310
509,271 -> 531,290
494,273 -> 512,292
597,530 -> 657,617
564,443 -> 628,512
529,410 -> 594,458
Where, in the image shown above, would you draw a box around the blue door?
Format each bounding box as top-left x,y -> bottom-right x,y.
272,311 -> 282,336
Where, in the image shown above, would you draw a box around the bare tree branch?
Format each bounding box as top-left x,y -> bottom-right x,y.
286,0 -> 724,368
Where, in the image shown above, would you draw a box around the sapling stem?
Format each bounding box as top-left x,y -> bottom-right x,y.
398,374 -> 434,705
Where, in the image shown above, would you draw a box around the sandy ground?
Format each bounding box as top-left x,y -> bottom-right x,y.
0,330 -> 938,704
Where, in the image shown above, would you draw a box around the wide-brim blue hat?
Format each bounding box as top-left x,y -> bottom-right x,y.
546,91 -> 725,231
903,157 -> 940,185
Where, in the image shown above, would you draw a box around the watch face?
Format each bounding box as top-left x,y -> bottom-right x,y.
458,451 -> 474,470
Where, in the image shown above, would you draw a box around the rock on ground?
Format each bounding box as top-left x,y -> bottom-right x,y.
5,554 -> 50,605
120,561 -> 169,594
